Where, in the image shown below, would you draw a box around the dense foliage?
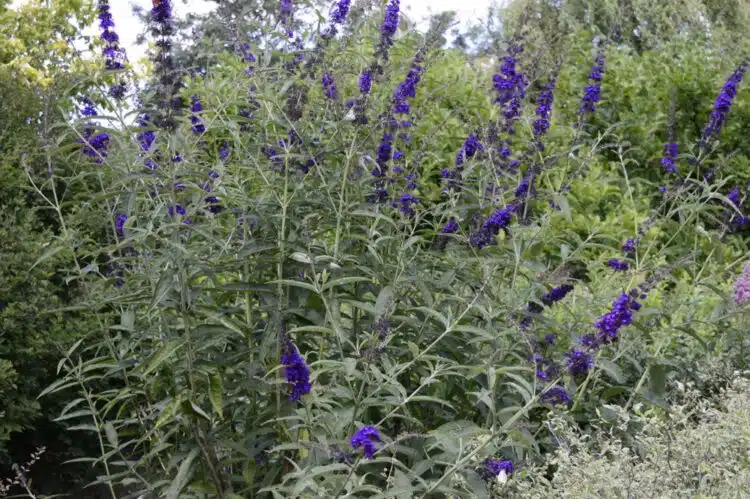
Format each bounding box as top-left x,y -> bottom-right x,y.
2,0 -> 750,497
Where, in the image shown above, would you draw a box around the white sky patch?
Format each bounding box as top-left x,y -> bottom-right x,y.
12,0 -> 495,67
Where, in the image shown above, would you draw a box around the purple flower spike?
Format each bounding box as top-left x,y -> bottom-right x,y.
607,259 -> 629,271
702,63 -> 747,142
359,69 -> 373,94
565,348 -> 594,375
114,212 -> 127,238
322,72 -> 338,100
542,385 -> 571,406
351,426 -> 381,459
379,0 -> 400,48
580,50 -> 605,115
281,339 -> 311,401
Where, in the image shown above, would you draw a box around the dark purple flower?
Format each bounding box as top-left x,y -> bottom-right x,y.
544,333 -> 556,345
542,385 -> 571,405
594,293 -> 640,345
728,187 -> 741,207
330,0 -> 351,24
190,95 -> 206,134
79,128 -> 110,163
702,63 -> 747,141
350,426 -> 380,459
395,193 -> 418,216
151,0 -> 173,25
114,212 -> 127,238
441,218 -> 459,234
541,284 -> 574,306
392,61 -> 424,116
481,458 -> 513,481
379,0 -> 400,48
280,0 -> 293,25
168,204 -> 186,217
607,259 -> 629,271
213,143 -> 227,162
456,134 -> 483,167
98,1 -> 127,98
470,205 -> 516,249
580,51 -> 605,115
514,178 -> 535,199
80,98 -> 98,117
622,239 -> 636,253
281,339 -> 311,401
359,69 -> 373,94
205,196 -> 222,214
322,72 -> 338,100
660,141 -> 678,173
376,132 -> 394,168
565,348 -> 594,375
533,78 -> 556,137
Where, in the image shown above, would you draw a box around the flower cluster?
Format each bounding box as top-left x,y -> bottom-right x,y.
622,239 -> 636,253
393,193 -> 419,216
591,292 -> 642,347
114,212 -> 127,238
455,134 -> 484,168
580,50 -> 605,114
280,0 -> 293,35
469,205 -> 516,249
358,69 -> 373,95
137,113 -> 156,152
660,141 -> 678,173
607,259 -> 629,271
565,348 -> 594,376
97,0 -> 127,99
281,339 -> 311,401
322,0 -> 351,39
702,63 -> 747,142
533,77 -> 555,138
350,426 -> 380,459
150,0 -> 183,125
493,48 -> 528,123
441,218 -> 459,234
392,57 -> 424,116
190,95 -> 206,134
479,458 -> 514,482
541,284 -> 574,306
734,263 -> 750,304
322,72 -> 338,100
542,385 -> 571,406
80,127 -> 110,164
492,41 -> 528,171
378,0 -> 400,55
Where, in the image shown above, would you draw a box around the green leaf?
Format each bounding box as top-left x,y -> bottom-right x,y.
150,271 -> 174,310
104,422 -> 118,448
375,285 -> 395,317
208,373 -> 223,420
320,276 -> 372,292
143,340 -> 184,376
648,363 -> 667,396
268,279 -> 318,293
429,420 -> 486,440
30,245 -> 63,270
598,358 -> 625,384
166,448 -> 200,499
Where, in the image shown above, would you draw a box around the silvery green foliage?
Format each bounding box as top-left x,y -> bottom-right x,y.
514,375 -> 750,498
34,1 -> 750,498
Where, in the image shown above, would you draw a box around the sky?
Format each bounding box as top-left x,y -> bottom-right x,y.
12,0 -> 495,66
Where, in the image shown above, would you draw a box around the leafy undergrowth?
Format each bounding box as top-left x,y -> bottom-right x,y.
510,372 -> 750,498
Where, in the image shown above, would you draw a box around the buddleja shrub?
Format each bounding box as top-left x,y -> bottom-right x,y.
37,0 -> 750,497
